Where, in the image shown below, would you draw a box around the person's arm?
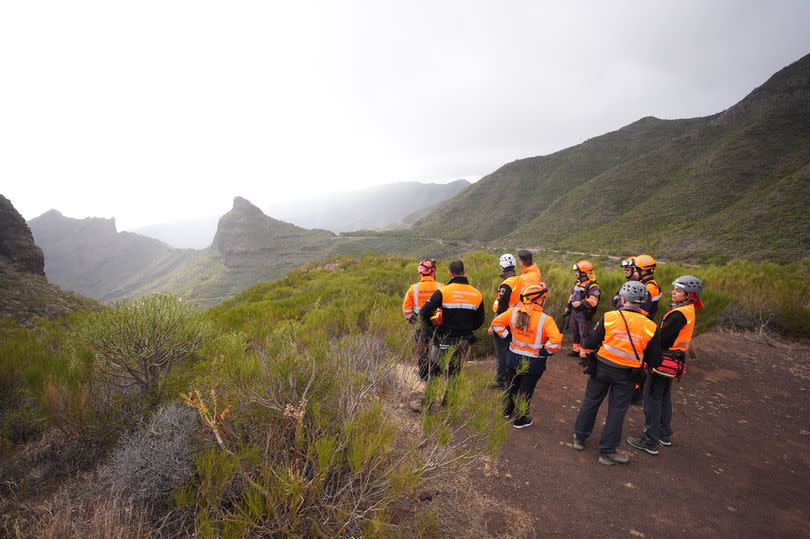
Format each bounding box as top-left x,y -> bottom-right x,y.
580,314 -> 607,355
584,283 -> 601,309
495,284 -> 512,315
420,289 -> 442,324
402,285 -> 415,321
541,316 -> 563,356
491,309 -> 512,339
473,299 -> 485,330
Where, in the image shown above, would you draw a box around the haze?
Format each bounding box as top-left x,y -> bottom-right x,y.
2,1 -> 809,230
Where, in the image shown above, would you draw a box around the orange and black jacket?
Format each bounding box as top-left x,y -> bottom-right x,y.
656,306 -> 691,351
494,275 -> 523,315
640,277 -> 662,319
421,276 -> 485,340
582,309 -> 664,368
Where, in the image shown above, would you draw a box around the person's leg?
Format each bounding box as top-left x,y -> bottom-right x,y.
643,372 -> 665,446
443,339 -> 469,405
493,335 -> 510,386
574,368 -> 610,442
416,331 -> 432,381
421,343 -> 442,406
660,377 -> 673,439
570,312 -> 583,356
598,368 -> 634,455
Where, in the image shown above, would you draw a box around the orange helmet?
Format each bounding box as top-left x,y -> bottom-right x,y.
573,260 -> 596,281
620,256 -> 636,269
520,282 -> 549,304
634,254 -> 657,273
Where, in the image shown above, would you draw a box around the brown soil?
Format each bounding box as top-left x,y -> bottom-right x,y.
402,331 -> 810,538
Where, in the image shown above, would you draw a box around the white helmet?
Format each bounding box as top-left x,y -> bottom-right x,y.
499,253 -> 516,271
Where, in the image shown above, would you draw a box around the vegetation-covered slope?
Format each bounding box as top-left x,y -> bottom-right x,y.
414,53 -> 810,262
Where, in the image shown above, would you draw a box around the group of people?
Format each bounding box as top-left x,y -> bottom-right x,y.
402,250 -> 704,466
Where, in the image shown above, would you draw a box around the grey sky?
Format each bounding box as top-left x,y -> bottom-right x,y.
2,1 -> 809,230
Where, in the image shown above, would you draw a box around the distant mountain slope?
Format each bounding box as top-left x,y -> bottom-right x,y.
414,53 -> 810,261
130,181 -> 471,248
28,210 -> 194,302
0,196 -> 96,326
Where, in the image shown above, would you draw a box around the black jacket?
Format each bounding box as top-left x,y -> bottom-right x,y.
421,276 -> 485,340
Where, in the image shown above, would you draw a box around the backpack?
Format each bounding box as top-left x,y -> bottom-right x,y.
651,350 -> 686,380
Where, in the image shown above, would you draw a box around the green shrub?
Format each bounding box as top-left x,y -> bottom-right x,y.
71,294 -> 210,395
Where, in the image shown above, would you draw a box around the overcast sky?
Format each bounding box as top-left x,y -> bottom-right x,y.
2,1 -> 809,230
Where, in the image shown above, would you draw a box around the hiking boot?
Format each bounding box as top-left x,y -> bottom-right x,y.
598,450 -> 631,465
627,437 -> 659,455
572,435 -> 585,451
512,416 -> 533,429
659,435 -> 672,447
567,350 -> 581,357
503,406 -> 515,420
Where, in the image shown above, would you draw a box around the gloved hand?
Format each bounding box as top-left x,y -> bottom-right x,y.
582,352 -> 597,376
630,367 -> 646,384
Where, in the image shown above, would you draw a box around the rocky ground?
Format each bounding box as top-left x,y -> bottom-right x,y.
396,331 -> 810,538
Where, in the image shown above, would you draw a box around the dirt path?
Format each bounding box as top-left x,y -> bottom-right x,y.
400,331 -> 810,538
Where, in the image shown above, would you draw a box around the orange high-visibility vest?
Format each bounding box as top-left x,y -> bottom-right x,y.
491,305 -> 562,358
492,275 -> 524,313
664,303 -> 696,352
402,276 -> 442,319
645,279 -> 662,302
440,282 -> 483,311
597,310 -> 657,368
521,263 -> 542,287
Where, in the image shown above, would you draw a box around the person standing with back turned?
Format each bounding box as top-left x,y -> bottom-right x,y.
416,259 -> 485,412
518,250 -> 541,287
402,259 -> 443,382
573,281 -> 661,465
491,253 -> 524,389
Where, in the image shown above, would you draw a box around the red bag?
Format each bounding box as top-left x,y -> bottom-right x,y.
651,351 -> 686,380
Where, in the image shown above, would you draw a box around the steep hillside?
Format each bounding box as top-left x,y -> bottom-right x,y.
414,53 -> 810,261
28,210 -> 194,302
0,196 -> 96,326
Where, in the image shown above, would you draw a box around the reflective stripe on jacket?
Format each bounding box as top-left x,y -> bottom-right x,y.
492,275 -> 524,313
664,303 -> 696,352
596,310 -> 657,368
491,305 -> 562,359
402,277 -> 442,319
441,282 -> 484,311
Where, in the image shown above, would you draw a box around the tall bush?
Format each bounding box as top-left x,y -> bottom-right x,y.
72,294 -> 209,394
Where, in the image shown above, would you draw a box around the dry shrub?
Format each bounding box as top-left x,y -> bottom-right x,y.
98,403 -> 200,507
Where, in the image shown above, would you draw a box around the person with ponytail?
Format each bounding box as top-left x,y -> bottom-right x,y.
488,282 -> 562,429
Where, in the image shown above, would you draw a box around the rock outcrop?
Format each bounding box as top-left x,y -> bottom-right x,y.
0,194 -> 45,275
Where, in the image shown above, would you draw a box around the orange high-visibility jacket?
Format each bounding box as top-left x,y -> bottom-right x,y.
402,276 -> 443,320
492,275 -> 524,313
596,310 -> 657,368
521,263 -> 542,287
491,305 -> 562,358
664,303 -> 696,352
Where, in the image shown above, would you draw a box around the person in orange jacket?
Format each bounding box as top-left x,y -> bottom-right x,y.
566,260 -> 601,359
491,253 -> 524,389
417,259 -> 485,412
627,275 -> 703,455
518,250 -> 542,287
489,283 -> 562,429
634,254 -> 663,320
573,281 -> 663,465
402,259 -> 443,381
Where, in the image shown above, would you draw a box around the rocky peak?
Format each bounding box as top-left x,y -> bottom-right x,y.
0,195 -> 45,275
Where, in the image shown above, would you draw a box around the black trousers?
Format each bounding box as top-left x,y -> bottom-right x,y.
414,328 -> 436,381
643,371 -> 673,446
570,310 -> 594,352
574,361 -> 634,455
504,351 -> 547,420
492,334 -> 510,384
424,338 -> 470,404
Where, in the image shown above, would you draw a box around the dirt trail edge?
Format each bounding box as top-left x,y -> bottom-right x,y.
399,331 -> 810,538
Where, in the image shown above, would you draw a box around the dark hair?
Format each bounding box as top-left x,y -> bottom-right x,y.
448,259 -> 465,275
518,250 -> 533,264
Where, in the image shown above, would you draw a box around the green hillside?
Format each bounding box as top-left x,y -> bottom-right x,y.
414,53 -> 810,262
